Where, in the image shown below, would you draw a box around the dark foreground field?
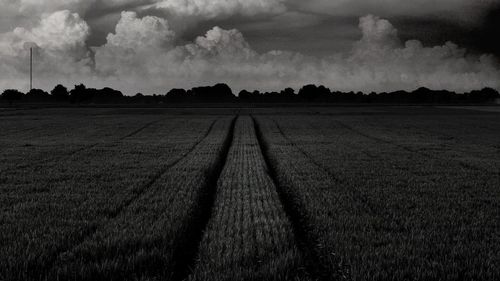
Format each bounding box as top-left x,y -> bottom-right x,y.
0,106 -> 499,281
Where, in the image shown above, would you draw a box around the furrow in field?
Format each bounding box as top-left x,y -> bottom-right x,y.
333,119 -> 491,172
253,116 -> 348,281
55,118 -> 164,162
268,118 -> 426,252
44,116 -> 236,281
41,119 -> 216,279
107,120 -> 217,219
264,115 -> 500,281
0,117 -> 218,281
118,119 -> 162,141
271,119 -> 381,217
0,117 -> 163,174
171,116 -> 236,281
190,116 -> 310,281
53,117 -> 161,164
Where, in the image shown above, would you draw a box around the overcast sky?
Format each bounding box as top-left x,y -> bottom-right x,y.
1,0 -> 499,94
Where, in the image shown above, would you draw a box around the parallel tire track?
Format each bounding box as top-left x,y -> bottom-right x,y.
108,119 -> 218,219
34,119 -> 218,281
188,116 -> 310,281
172,116 -> 237,281
267,118 -> 409,237
252,116 -> 343,281
118,119 -> 161,141
0,119 -> 163,175
334,119 -> 483,171
272,119 -> 380,216
259,117 -> 490,281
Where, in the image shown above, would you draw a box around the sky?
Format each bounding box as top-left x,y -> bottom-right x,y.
0,0 -> 499,94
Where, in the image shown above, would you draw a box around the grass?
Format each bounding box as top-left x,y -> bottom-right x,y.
0,106 -> 499,281
0,114 -> 225,281
45,117 -> 235,281
254,110 -> 500,281
189,117 -> 309,281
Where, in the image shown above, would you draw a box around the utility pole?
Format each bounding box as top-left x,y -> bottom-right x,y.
30,47 -> 33,91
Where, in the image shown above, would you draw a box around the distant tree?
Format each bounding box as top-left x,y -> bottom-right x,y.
191,83 -> 235,101
298,84 -> 330,101
26,88 -> 50,102
166,88 -> 188,102
412,87 -> 433,103
238,90 -> 251,99
51,84 -> 69,101
93,87 -> 123,103
1,89 -> 24,105
239,90 -> 261,101
281,87 -> 296,98
281,88 -> 295,97
467,87 -> 500,103
298,84 -> 316,100
69,84 -> 88,103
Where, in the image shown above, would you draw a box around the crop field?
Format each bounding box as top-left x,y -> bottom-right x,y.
0,106 -> 499,281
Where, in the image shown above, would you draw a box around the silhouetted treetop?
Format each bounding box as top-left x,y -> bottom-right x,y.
26,89 -> 50,101
51,84 -> 69,101
2,83 -> 499,105
298,84 -> 331,101
191,83 -> 235,101
1,89 -> 24,105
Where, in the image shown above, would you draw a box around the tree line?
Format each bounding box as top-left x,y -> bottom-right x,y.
2,83 -> 499,105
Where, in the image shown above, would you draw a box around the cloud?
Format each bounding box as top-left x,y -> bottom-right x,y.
0,10 -> 92,90
14,10 -> 90,52
154,0 -> 286,19
104,11 -> 175,50
17,0 -> 96,15
91,12 -> 500,93
187,27 -> 256,60
92,13 -> 262,92
357,15 -> 399,48
94,11 -> 176,77
1,11 -> 499,94
0,0 -> 96,32
290,0 -> 499,25
337,15 -> 500,92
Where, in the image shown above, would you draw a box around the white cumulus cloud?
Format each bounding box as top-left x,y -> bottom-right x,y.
0,10 -> 92,91
93,11 -> 176,78
90,12 -> 500,93
337,15 -> 500,92
1,11 -> 499,94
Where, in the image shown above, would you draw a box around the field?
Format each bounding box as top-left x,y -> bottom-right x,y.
0,106 -> 499,281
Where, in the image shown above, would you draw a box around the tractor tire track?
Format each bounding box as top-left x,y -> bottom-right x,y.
259,117 -> 490,281
334,119 -> 484,172
271,118 -> 379,216
118,119 -> 160,141
108,119 -> 218,219
254,116 -> 418,280
0,118 -> 162,175
188,116 -> 311,281
270,118 -> 422,227
34,119 -> 218,281
252,116 -> 346,281
0,126 -> 39,138
172,116 -> 237,281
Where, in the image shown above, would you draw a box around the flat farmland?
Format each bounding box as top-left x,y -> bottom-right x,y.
0,106 -> 499,281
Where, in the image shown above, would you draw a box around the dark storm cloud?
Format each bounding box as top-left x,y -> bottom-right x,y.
287,0 -> 497,21
1,0 -> 499,93
471,4 -> 500,56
